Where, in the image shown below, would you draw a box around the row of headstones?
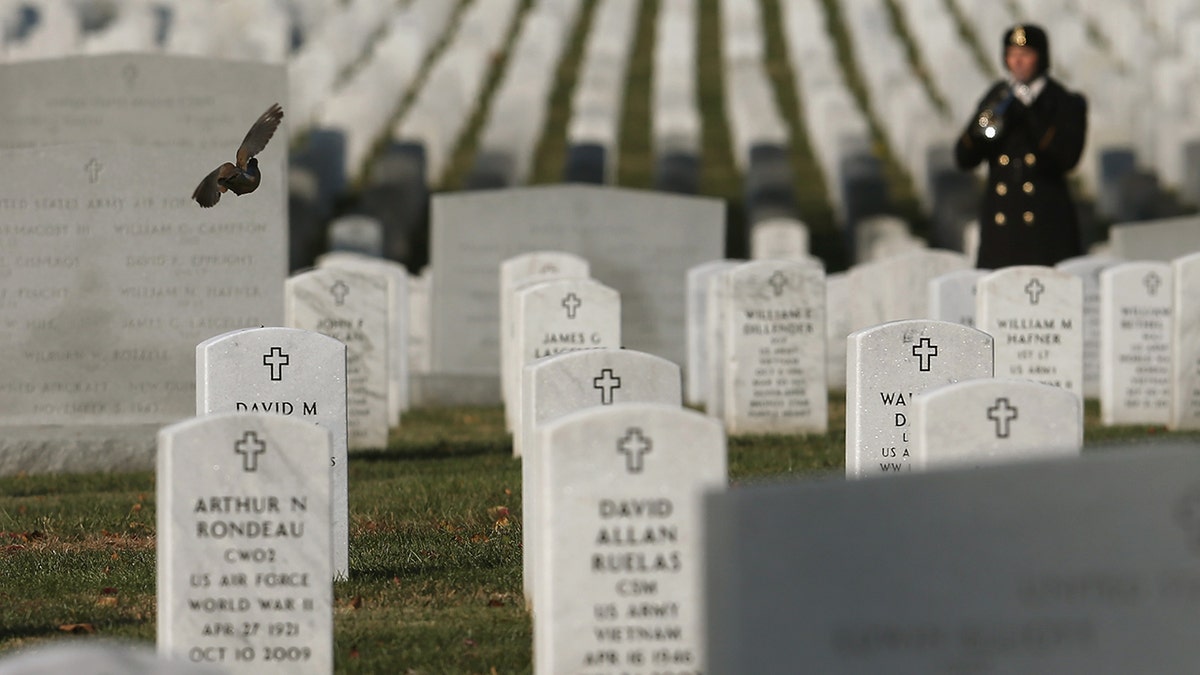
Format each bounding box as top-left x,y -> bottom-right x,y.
562,0 -> 639,186
717,0 -> 800,227
470,0 -> 582,189
652,0 -> 702,194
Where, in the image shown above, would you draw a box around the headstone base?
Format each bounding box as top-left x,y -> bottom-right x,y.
0,424 -> 160,475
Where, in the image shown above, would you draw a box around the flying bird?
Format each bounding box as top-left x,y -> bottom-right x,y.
192,103 -> 284,207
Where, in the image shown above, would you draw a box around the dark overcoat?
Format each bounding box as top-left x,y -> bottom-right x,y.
954,77 -> 1087,269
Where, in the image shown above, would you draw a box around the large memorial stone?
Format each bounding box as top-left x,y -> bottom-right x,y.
520,349 -> 683,608
911,378 -> 1082,471
1100,262 -> 1172,426
0,54 -> 286,475
977,266 -> 1084,398
499,251 -> 590,428
430,186 -> 723,399
535,403 -> 726,675
1170,253 -> 1200,430
723,260 -> 827,434
286,268 -> 389,450
196,327 -> 350,580
512,278 -> 621,451
706,445 -> 1200,672
685,260 -> 741,407
846,319 -> 994,478
928,269 -> 989,327
157,413 -> 332,673
1057,255 -> 1121,399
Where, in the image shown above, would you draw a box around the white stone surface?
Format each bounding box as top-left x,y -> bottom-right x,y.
911,378 -> 1082,471
846,319 -> 994,478
0,642 -> 219,675
722,259 -> 827,434
1100,262 -> 1172,426
848,249 -> 971,334
157,413 -> 332,674
534,403 -> 725,675
1057,255 -> 1122,399
197,327 -> 350,580
520,348 -> 682,609
928,269 -> 990,328
749,218 -> 809,260
1171,253 -> 1200,430
977,266 -> 1084,399
286,268 -> 389,450
825,272 -> 849,392
685,260 -> 741,406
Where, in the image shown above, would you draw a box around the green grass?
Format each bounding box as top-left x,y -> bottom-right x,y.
1,401 -> 1194,671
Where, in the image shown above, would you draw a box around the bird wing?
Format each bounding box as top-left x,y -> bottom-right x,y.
192,163 -> 237,207
235,102 -> 284,168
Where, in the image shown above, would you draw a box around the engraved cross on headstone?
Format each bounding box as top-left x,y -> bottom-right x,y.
767,271 -> 788,297
84,159 -> 103,184
617,427 -> 652,473
562,292 -> 582,319
1144,272 -> 1162,296
262,346 -> 290,381
1024,278 -> 1045,305
330,280 -> 350,306
593,368 -> 622,405
912,337 -> 939,372
987,398 -> 1019,439
234,431 -> 267,472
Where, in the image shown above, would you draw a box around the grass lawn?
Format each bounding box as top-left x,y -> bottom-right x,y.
0,399 -> 1191,673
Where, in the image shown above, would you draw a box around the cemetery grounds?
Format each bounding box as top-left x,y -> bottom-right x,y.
0,397 -> 1192,673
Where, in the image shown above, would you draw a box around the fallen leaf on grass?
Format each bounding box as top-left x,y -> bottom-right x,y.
350,595 -> 363,610
349,646 -> 360,659
462,638 -> 477,648
96,596 -> 118,608
58,623 -> 96,634
100,587 -> 118,595
487,597 -> 504,608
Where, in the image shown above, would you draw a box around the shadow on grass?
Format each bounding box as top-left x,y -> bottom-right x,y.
351,441 -> 512,463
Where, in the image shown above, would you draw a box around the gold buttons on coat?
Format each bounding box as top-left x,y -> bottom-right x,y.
1023,181 -> 1034,194
996,182 -> 1008,196
1024,153 -> 1036,165
995,213 -> 1006,225
999,154 -> 1010,166
1023,211 -> 1035,224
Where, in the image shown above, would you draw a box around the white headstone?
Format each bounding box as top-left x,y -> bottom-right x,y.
928,268 -> 990,327
847,249 -> 971,333
749,218 -> 809,259
976,266 -> 1084,398
0,642 -> 218,675
846,319 -> 994,478
318,252 -> 411,423
1170,252 -> 1200,430
825,272 -> 849,392
685,260 -> 741,406
196,327 -> 350,580
1100,262 -> 1172,425
286,267 -> 390,450
500,251 -> 590,429
157,413 -> 332,673
534,403 -> 726,675
1057,255 -> 1121,399
722,259 -> 828,434
520,348 -> 683,609
911,378 -> 1083,470
704,267 -> 733,419
407,267 -> 433,376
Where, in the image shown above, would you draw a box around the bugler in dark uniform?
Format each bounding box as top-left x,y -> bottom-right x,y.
955,24 -> 1087,269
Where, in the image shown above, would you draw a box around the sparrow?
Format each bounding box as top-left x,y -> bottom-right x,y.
192,103 -> 284,207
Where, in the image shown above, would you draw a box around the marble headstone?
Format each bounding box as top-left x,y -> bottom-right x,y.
722,260 -> 827,434
520,348 -> 683,609
512,278 -> 621,449
157,413 -> 332,674
846,319 -> 994,478
1057,255 -> 1121,399
1100,262 -> 1172,425
847,249 -> 971,334
499,251 -> 590,428
928,269 -> 990,327
685,259 -> 741,406
1170,253 -> 1200,430
749,218 -> 809,259
911,378 -> 1083,471
706,445 -> 1200,672
285,267 -> 389,450
535,403 -> 726,675
196,327 -> 350,580
977,266 -> 1084,398
825,272 -> 849,392
0,642 -> 219,675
